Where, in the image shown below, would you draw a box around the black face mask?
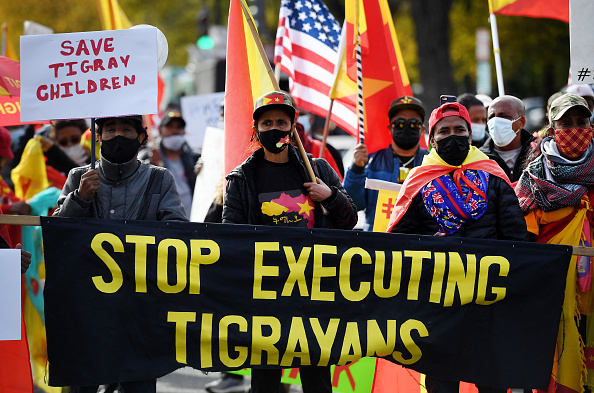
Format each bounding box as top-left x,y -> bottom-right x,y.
100,135 -> 141,163
436,135 -> 470,166
258,129 -> 292,154
392,127 -> 420,150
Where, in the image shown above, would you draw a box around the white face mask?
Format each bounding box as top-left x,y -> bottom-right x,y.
487,116 -> 521,147
471,123 -> 486,142
161,134 -> 186,151
62,144 -> 88,165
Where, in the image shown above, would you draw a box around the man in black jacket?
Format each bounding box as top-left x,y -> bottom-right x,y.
387,100 -> 527,392
482,95 -> 534,183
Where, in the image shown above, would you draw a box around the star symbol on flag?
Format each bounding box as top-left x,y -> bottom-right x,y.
314,21 -> 322,30
295,1 -> 303,9
318,32 -> 327,42
313,3 -> 321,12
299,12 -> 307,21
305,0 -> 312,9
303,23 -> 312,32
323,25 -> 330,33
298,199 -> 314,216
291,18 -> 297,27
309,10 -> 317,19
319,14 -> 326,23
333,24 -> 341,32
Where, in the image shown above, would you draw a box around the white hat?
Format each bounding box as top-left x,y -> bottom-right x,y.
566,84 -> 594,98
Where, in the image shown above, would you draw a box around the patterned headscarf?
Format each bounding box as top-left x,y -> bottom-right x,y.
515,137 -> 594,212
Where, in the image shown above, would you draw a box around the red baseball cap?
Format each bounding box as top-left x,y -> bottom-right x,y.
428,102 -> 472,136
0,127 -> 14,160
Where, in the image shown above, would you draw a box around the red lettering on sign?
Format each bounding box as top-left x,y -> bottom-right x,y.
50,84 -> 60,100
90,38 -> 104,56
99,78 -> 110,90
37,85 -> 48,101
93,59 -> 105,71
104,37 -> 114,52
48,63 -> 64,78
75,81 -> 85,95
65,62 -> 78,77
111,77 -> 121,90
81,60 -> 92,73
331,360 -> 359,390
120,55 -> 130,67
75,40 -> 90,56
88,80 -> 97,93
124,75 -> 135,86
60,41 -> 74,56
108,57 -> 118,69
62,82 -> 74,98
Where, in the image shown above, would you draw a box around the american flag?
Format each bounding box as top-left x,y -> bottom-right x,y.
274,0 -> 357,135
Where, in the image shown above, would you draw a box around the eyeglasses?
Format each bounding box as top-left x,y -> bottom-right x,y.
58,137 -> 81,146
389,118 -> 423,130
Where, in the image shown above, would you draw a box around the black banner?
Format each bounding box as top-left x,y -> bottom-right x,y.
41,217 -> 570,388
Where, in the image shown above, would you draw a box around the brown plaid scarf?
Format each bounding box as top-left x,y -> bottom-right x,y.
516,139 -> 594,212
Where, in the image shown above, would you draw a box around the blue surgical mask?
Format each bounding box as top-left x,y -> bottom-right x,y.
487,116 -> 521,147
471,123 -> 486,142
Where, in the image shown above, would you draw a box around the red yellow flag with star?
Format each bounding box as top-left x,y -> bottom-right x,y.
224,0 -> 276,176
344,0 -> 419,154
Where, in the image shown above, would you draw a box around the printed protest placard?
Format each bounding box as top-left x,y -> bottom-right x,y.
570,0 -> 594,85
180,92 -> 225,149
20,28 -> 158,121
0,249 -> 21,341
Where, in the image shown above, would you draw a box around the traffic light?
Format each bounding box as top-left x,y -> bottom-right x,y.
196,8 -> 214,50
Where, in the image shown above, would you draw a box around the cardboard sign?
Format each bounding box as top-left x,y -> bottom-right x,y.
0,249 -> 21,341
20,28 -> 158,121
180,92 -> 225,149
190,126 -> 224,222
570,0 -> 594,85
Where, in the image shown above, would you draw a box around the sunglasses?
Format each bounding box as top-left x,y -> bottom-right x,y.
390,118 -> 423,130
58,137 -> 81,146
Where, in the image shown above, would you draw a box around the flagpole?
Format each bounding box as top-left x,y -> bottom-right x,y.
488,0 -> 505,96
356,27 -> 365,144
91,118 -> 96,169
319,99 -> 334,158
239,0 -> 317,183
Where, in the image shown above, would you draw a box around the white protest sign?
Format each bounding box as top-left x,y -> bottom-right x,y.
20,28 -> 158,121
570,0 -> 594,85
180,92 -> 225,149
190,126 -> 224,222
0,249 -> 21,341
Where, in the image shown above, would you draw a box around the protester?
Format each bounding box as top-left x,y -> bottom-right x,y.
515,93 -> 594,393
566,83 -> 594,113
483,95 -> 534,183
387,100 -> 527,393
140,110 -> 200,217
53,114 -> 187,393
48,119 -> 90,166
0,126 -> 32,216
343,96 -> 429,231
457,93 -> 487,147
222,90 -> 357,393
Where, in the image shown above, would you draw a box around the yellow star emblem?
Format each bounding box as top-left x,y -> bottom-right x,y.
399,97 -> 413,104
298,199 -> 314,216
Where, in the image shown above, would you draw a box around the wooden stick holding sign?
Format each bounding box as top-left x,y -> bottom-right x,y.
238,0 -> 317,184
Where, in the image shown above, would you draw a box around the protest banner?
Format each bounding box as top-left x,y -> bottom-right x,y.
0,249 -> 21,341
180,91 -> 225,150
19,28 -> 158,122
41,217 -> 570,388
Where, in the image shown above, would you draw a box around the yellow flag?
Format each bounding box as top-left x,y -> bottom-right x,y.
95,0 -> 132,30
11,137 -> 49,200
372,189 -> 399,232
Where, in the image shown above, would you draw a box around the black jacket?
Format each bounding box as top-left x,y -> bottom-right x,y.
479,129 -> 534,183
391,175 -> 527,241
223,145 -> 357,230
